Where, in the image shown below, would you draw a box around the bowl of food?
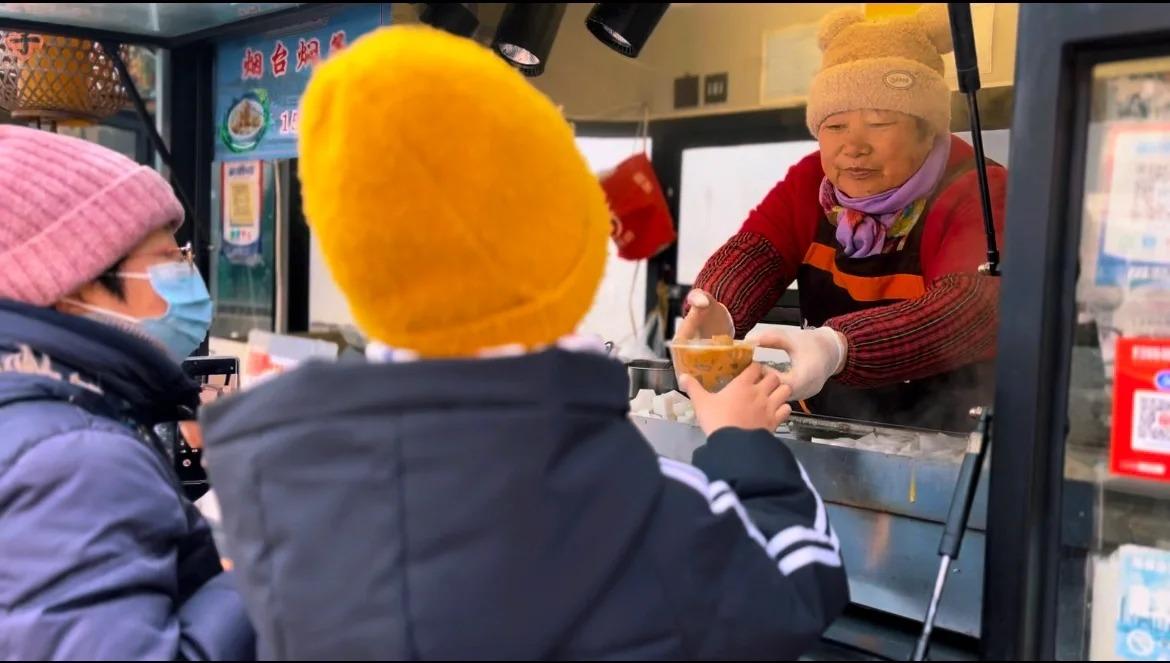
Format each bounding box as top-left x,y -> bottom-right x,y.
229,98 -> 264,140
668,335 -> 756,393
220,91 -> 269,153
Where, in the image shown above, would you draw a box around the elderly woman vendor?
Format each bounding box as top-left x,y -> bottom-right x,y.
678,5 -> 1007,430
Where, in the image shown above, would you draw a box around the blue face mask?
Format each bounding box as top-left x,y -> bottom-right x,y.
70,261 -> 213,360
132,262 -> 214,360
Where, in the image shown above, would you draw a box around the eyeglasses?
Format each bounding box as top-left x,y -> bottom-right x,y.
127,241 -> 195,267
150,242 -> 196,267
103,242 -> 196,278
176,242 -> 195,266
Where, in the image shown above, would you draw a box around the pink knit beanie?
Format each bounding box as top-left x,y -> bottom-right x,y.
0,125 -> 184,306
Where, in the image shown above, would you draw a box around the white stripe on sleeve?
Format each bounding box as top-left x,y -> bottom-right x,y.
779,544 -> 844,576
659,458 -> 767,548
762,460 -> 841,564
657,457 -> 842,574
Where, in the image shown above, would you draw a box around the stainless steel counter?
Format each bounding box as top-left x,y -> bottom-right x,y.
632,414 -> 1097,647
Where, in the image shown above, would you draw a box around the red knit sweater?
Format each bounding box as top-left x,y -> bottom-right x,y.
692,135 -> 1007,388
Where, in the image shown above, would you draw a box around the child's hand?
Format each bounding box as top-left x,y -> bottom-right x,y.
679,363 -> 793,437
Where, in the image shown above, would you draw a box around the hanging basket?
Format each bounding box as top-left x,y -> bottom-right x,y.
0,32 -> 129,124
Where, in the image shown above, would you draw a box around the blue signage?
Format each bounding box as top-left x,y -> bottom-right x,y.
213,4 -> 390,161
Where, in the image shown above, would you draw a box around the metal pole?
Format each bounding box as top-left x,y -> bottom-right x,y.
947,3 -> 1000,276
965,91 -> 1000,276
912,555 -> 953,661
911,409 -> 993,661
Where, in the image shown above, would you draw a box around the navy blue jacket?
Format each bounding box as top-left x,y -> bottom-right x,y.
202,349 -> 848,660
0,301 -> 254,660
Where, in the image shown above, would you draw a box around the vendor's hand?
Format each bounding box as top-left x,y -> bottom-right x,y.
680,363 -> 793,436
674,289 -> 735,340
756,327 -> 847,402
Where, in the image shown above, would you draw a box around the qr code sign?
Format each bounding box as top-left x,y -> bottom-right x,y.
1134,390 -> 1170,454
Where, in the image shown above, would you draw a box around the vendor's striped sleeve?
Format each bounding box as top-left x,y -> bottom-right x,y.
826,272 -> 1000,388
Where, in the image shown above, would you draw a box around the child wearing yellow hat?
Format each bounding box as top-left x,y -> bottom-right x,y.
202,25 -> 846,660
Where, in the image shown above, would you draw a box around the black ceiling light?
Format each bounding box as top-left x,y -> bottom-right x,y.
417,3 -> 479,38
492,3 -> 566,77
585,3 -> 669,58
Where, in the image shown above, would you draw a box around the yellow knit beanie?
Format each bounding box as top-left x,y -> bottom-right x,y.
299,26 -> 609,357
806,4 -> 953,136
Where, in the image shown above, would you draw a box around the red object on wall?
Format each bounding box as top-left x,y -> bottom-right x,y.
599,153 -> 676,261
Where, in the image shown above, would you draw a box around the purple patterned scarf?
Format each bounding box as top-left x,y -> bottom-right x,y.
819,136 -> 951,258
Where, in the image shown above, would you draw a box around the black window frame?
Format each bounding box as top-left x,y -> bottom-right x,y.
983,4 -> 1170,659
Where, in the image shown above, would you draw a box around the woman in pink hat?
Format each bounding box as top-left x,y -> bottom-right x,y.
0,125 -> 252,659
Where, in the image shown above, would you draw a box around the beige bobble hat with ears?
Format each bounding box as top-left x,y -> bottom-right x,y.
806,4 -> 954,137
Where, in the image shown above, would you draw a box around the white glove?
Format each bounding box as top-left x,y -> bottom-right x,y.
756,327 -> 847,401
674,289 -> 735,340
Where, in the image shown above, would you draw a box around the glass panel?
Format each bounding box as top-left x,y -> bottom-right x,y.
1062,54 -> 1170,661
56,123 -> 137,160
0,3 -> 303,39
126,45 -> 158,106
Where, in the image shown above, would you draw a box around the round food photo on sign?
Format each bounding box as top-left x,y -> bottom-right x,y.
220,90 -> 270,153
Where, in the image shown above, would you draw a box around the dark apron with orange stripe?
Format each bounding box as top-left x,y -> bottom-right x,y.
796,160 -> 995,433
